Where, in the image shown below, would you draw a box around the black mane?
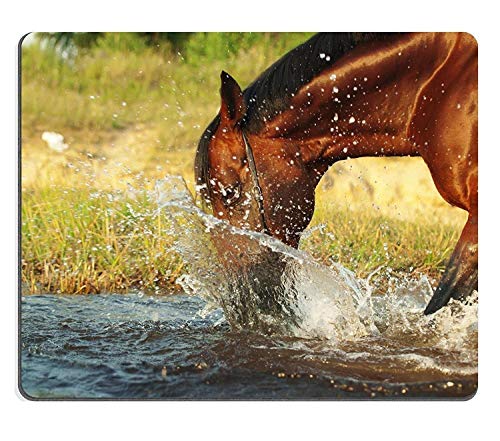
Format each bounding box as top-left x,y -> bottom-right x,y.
242,32 -> 401,132
195,32 -> 402,200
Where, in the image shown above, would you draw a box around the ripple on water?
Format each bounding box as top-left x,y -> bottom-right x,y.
21,292 -> 476,399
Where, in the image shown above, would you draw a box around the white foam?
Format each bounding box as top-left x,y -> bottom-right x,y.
156,176 -> 477,376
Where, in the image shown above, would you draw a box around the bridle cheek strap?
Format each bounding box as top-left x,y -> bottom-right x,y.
242,131 -> 271,235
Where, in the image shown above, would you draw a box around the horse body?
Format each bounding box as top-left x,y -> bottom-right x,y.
196,32 -> 478,315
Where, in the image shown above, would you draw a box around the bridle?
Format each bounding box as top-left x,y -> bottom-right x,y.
241,131 -> 271,235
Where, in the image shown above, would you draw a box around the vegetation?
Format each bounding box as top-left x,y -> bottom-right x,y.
22,32 -> 313,146
21,185 -> 461,295
21,187 -> 184,294
21,33 -> 465,295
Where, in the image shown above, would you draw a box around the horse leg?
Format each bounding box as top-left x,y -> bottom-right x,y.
424,211 -> 478,314
406,34 -> 478,314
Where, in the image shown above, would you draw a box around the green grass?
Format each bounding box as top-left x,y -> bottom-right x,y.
304,207 -> 459,284
21,184 -> 460,295
21,187 -> 184,294
22,33 -> 314,148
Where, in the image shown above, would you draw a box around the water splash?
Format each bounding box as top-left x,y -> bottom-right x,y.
156,176 -> 477,376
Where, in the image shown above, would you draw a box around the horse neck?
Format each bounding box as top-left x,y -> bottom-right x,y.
257,33 -> 458,170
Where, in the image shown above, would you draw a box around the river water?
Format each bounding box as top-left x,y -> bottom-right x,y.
20,177 -> 478,399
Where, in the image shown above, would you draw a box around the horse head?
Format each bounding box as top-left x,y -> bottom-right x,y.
195,71 -> 317,248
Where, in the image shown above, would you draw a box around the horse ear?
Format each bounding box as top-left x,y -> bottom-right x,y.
220,71 -> 246,124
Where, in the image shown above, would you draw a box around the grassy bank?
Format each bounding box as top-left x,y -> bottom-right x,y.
21,33 -> 466,295
21,185 -> 461,295
21,187 -> 184,294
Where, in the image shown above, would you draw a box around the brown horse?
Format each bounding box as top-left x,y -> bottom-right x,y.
195,33 -> 478,315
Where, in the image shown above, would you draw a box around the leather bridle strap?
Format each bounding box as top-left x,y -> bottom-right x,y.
242,131 -> 271,235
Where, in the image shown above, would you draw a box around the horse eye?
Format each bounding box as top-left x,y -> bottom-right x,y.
222,184 -> 242,206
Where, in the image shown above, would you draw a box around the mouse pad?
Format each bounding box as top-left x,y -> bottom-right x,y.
19,32 -> 478,400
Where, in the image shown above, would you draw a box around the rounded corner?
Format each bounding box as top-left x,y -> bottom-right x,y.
461,381 -> 478,401
17,380 -> 38,401
462,32 -> 478,49
18,32 -> 33,50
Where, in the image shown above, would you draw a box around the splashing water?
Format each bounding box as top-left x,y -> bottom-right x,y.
156,176 -> 477,381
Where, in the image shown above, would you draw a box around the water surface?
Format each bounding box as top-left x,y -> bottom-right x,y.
21,293 -> 476,399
